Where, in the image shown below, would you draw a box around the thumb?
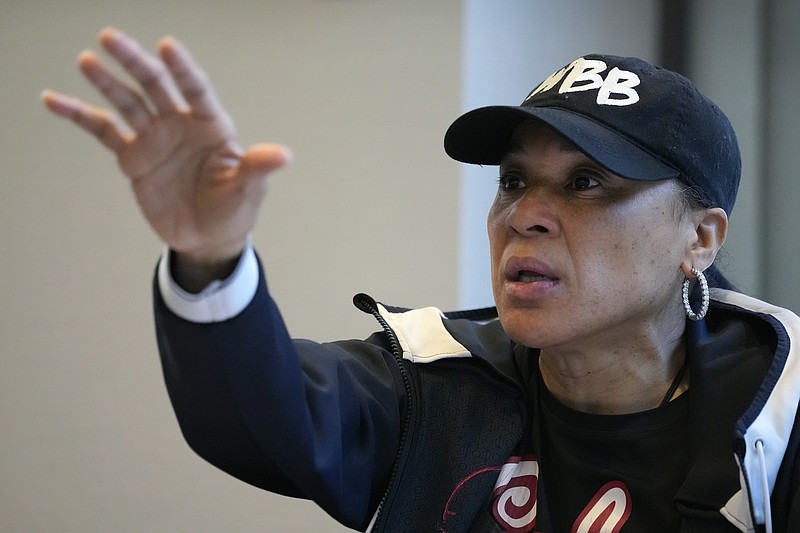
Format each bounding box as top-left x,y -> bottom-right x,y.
238,143 -> 293,183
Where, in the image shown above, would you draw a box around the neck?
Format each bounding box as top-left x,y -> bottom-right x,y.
538,330 -> 688,415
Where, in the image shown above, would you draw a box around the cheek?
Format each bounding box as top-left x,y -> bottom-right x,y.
633,235 -> 687,300
486,198 -> 503,234
570,214 -> 682,293
486,205 -> 505,264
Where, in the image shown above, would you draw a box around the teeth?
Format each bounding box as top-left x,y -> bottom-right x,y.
518,272 -> 547,282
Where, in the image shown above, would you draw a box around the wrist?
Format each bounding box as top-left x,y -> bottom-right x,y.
157,244 -> 260,323
170,242 -> 247,293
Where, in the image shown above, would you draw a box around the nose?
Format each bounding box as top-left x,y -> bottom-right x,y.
504,189 -> 560,237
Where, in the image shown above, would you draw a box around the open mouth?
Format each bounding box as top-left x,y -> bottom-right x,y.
505,256 -> 559,283
503,258 -> 560,300
516,270 -> 554,283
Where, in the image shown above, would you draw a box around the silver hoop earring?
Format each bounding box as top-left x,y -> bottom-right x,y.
682,267 -> 709,321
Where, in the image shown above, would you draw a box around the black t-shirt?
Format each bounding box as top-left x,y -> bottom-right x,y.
469,374 -> 690,532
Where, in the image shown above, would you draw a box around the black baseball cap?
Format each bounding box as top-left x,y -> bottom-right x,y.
444,54 -> 741,215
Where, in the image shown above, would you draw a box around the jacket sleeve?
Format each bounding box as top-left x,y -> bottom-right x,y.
153,252 -> 405,530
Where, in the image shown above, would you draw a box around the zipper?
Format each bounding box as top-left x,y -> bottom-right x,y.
353,294 -> 415,532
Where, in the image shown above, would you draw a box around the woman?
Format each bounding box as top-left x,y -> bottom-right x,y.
43,29 -> 800,532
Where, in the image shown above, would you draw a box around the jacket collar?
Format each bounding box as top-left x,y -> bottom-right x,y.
708,290 -> 800,530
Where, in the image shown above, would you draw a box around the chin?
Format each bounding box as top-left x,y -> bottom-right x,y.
497,306 -> 559,349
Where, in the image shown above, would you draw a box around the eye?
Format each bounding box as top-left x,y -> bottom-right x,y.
498,173 -> 526,191
567,173 -> 601,191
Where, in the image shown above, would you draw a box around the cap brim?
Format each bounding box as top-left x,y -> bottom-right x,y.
443,105 -> 679,182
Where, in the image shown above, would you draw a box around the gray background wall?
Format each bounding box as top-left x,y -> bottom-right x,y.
1,1 -> 797,531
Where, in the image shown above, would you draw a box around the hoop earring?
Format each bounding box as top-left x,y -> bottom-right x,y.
683,267 -> 709,321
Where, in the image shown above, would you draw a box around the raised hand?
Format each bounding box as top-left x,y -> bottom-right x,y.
43,28 -> 291,289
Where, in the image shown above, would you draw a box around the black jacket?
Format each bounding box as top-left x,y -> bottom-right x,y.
154,251 -> 800,531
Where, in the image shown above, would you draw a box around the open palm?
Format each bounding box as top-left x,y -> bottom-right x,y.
43,28 -> 290,267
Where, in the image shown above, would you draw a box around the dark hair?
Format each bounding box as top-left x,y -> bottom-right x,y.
674,182 -> 708,215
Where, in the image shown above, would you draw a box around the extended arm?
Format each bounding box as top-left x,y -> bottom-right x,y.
44,29 -> 402,529
154,252 -> 404,529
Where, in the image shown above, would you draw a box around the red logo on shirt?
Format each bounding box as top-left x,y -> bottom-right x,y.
487,457 -> 632,532
571,481 -> 631,533
492,455 -> 540,532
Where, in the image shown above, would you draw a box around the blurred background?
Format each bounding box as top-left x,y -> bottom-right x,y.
1,0 -> 797,531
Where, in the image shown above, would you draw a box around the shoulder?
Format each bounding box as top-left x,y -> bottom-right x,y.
370,300 -> 504,364
711,289 -> 800,329
712,290 -> 800,514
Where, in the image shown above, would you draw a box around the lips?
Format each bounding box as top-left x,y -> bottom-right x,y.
502,256 -> 560,302
504,257 -> 559,283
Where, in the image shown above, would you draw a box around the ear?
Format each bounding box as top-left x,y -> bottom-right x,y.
680,207 -> 728,277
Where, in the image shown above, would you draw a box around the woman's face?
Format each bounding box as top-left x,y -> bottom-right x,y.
488,121 -> 696,351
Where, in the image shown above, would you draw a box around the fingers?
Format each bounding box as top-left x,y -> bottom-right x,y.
41,90 -> 129,152
43,28 -> 234,154
237,144 -> 294,183
98,27 -> 187,116
158,36 -> 225,120
77,50 -> 152,133
92,28 -> 228,122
